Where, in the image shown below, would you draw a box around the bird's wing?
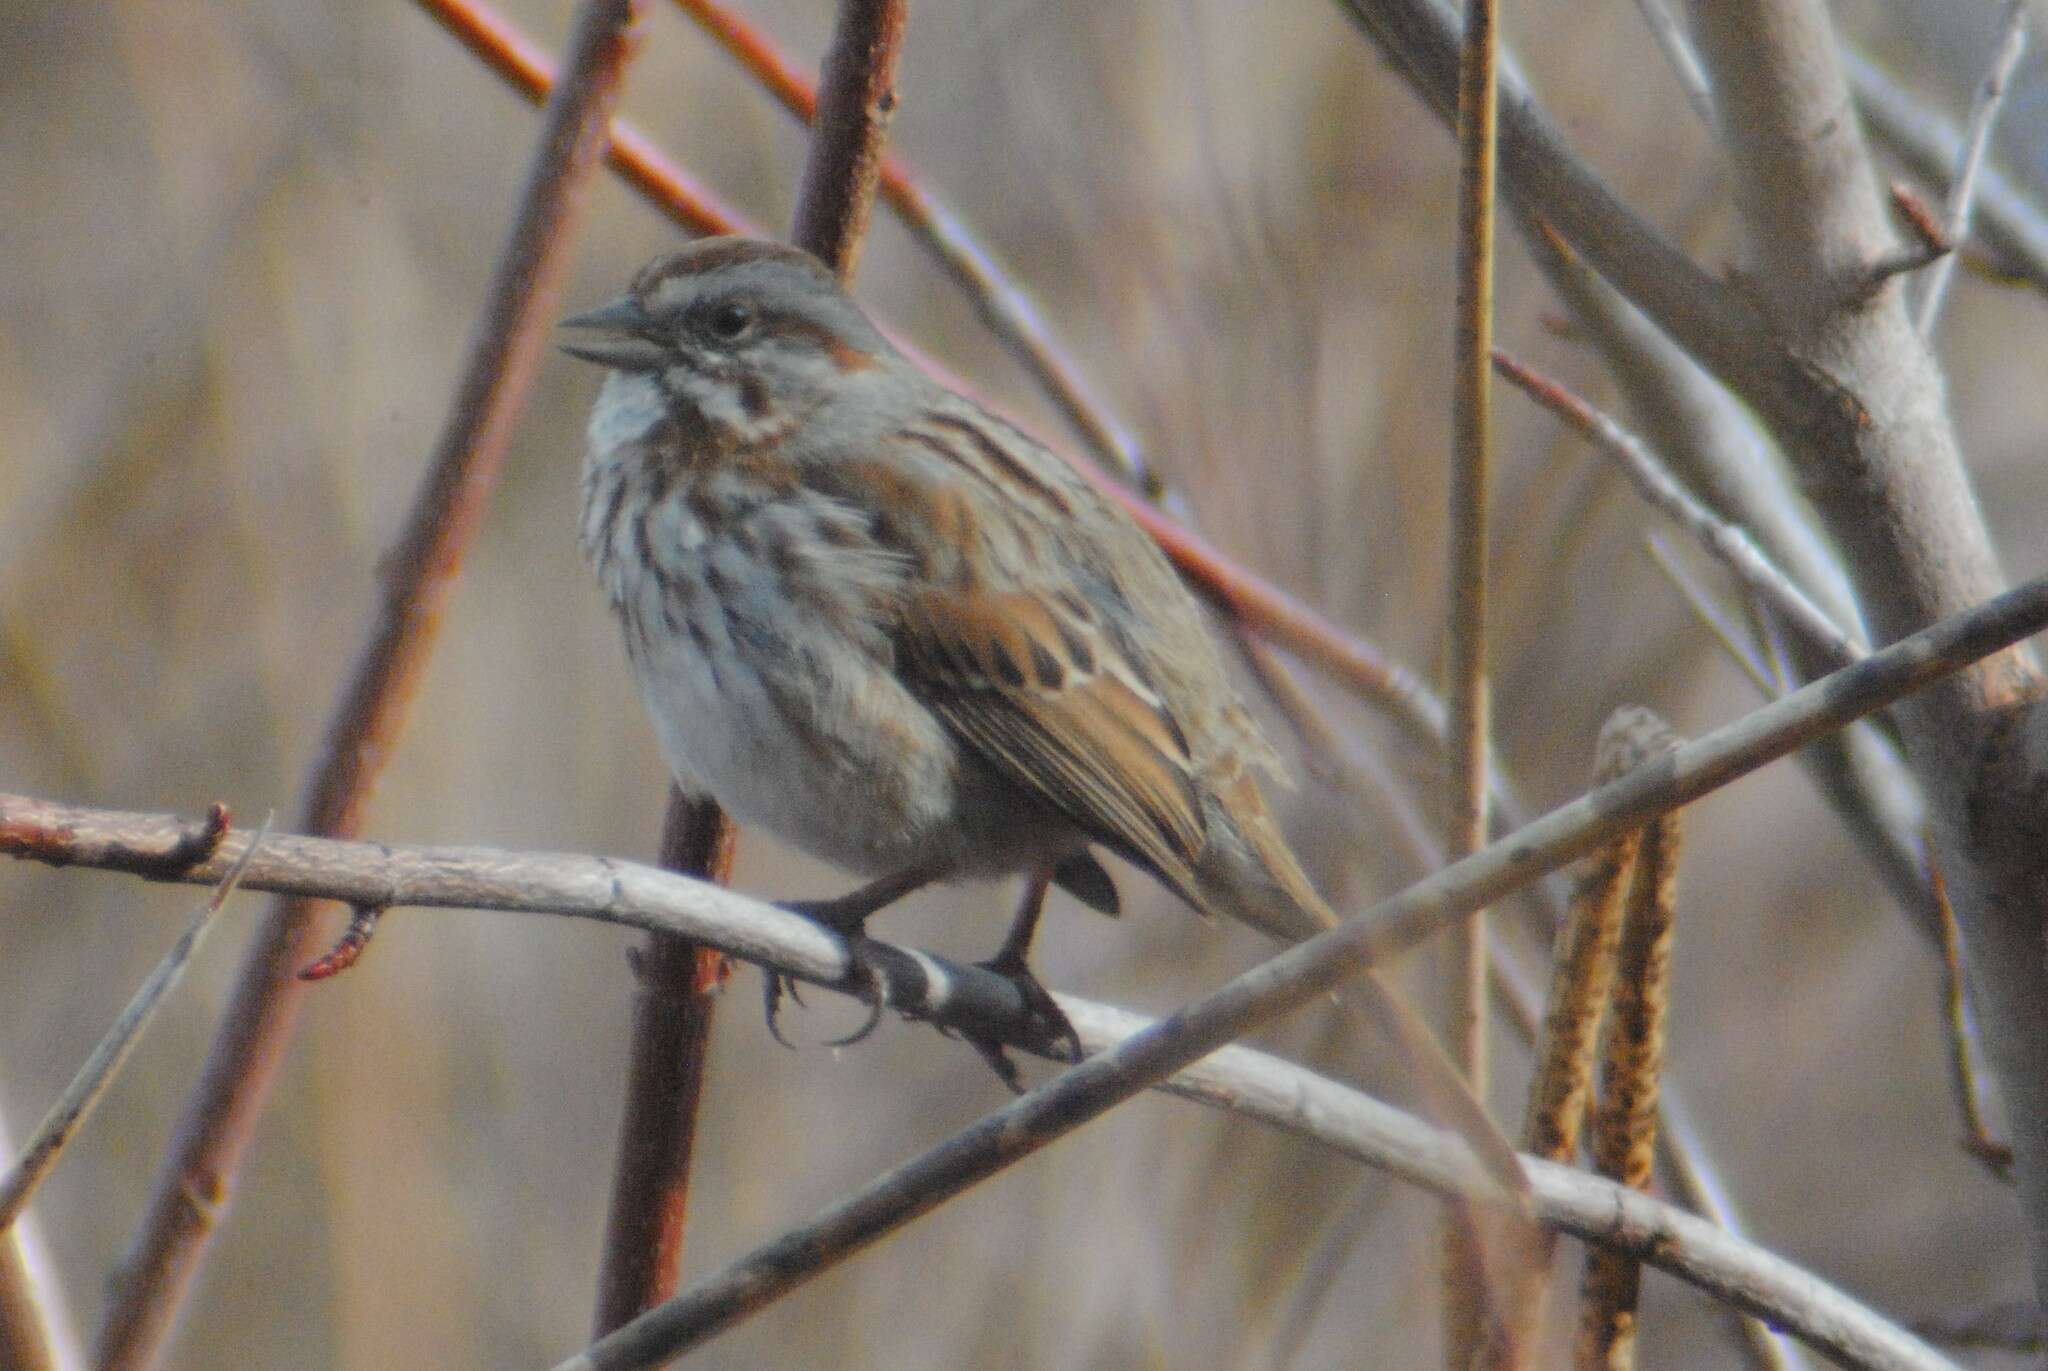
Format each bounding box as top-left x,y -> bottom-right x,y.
894,586 -> 1207,900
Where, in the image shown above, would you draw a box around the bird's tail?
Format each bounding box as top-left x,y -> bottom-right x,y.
1195,773 -> 1532,1198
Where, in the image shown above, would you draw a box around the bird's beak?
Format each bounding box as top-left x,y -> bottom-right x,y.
558,296 -> 667,371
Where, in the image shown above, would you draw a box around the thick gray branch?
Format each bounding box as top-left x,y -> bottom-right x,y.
1334,0 -> 2048,1312
1685,0 -> 2048,1311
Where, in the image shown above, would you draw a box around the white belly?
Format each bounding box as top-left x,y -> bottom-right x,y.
581,377 -> 1081,883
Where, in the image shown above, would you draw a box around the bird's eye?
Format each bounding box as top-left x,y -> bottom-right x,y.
704,300 -> 755,342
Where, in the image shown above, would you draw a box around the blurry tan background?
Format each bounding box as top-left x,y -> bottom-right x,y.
3,1 -> 2047,1366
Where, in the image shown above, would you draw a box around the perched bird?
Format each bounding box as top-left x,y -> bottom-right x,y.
562,238 -> 1494,1119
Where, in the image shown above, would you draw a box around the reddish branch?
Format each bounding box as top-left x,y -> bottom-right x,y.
416,0 -> 751,238
671,0 -> 1151,490
786,0 -> 906,282
91,4 -> 646,1366
591,798 -> 736,1337
590,0 -> 909,1334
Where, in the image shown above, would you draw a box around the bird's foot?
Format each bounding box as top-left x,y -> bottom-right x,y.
764,898 -> 891,1050
949,944 -> 1083,1094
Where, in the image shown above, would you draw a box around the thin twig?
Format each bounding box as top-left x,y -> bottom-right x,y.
670,0 -> 1153,491
1914,0 -> 2030,334
547,572 -> 2048,1367
1445,0 -> 1506,1358
1334,0 -> 1778,429
1861,182 -> 1955,303
1630,0 -> 1714,123
0,814 -> 269,1233
1446,0 -> 1500,1089
1495,352 -> 1861,674
1847,45 -> 2048,298
1513,199 -> 1861,638
93,6 -> 646,1365
1645,536 -> 1780,695
1930,860 -> 2014,1179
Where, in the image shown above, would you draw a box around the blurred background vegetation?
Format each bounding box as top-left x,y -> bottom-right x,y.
3,1 -> 2047,1366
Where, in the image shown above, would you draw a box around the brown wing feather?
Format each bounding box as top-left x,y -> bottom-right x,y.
896,588 -> 1206,897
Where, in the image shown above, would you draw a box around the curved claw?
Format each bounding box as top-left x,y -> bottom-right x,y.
762,973 -> 799,1051
824,992 -> 885,1047
965,1035 -> 1026,1095
824,949 -> 891,1046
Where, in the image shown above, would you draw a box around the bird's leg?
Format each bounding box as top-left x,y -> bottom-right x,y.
960,865 -> 1084,1090
990,864 -> 1055,971
779,865 -> 938,935
765,862 -> 944,1048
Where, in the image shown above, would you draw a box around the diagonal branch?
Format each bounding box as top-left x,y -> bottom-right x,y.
549,571 -> 2048,1364
0,814 -> 265,1233
417,0 -> 753,237
1494,353 -> 1859,672
91,5 -> 647,1366
1334,0 -> 1776,413
560,1002 -> 1960,1371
